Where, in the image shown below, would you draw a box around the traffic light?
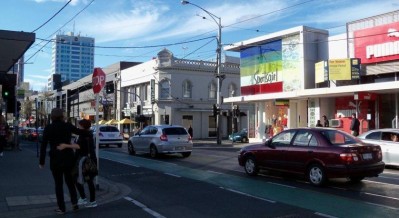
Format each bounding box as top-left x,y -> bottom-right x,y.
106,83 -> 114,94
212,104 -> 217,117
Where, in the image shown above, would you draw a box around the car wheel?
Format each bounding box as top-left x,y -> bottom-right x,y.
127,141 -> 136,155
244,156 -> 258,176
349,176 -> 365,183
149,145 -> 158,158
307,164 -> 326,186
117,143 -> 122,148
182,152 -> 191,158
242,137 -> 248,143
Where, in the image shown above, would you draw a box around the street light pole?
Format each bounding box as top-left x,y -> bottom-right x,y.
181,0 -> 223,144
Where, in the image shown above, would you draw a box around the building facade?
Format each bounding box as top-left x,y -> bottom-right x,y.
225,10 -> 399,141
49,32 -> 94,90
119,49 -> 245,139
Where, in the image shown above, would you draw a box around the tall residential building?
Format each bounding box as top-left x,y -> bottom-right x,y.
49,32 -> 94,90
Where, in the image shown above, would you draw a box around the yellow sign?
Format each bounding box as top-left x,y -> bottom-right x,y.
328,59 -> 351,80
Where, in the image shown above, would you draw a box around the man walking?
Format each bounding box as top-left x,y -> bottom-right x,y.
350,113 -> 360,136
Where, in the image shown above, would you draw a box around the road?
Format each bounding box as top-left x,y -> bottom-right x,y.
93,142 -> 399,218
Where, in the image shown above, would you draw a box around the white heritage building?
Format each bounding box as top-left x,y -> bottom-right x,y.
118,49 -> 245,139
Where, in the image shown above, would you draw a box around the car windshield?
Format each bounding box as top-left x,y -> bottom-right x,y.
99,126 -> 119,132
320,130 -> 357,146
163,127 -> 187,135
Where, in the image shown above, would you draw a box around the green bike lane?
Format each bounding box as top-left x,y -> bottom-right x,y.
100,151 -> 399,218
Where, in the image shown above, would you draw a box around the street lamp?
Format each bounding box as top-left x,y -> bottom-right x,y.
181,0 -> 223,144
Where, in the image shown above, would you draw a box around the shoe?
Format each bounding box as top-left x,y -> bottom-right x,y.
72,204 -> 79,211
85,201 -> 97,208
77,198 -> 87,205
54,208 -> 65,215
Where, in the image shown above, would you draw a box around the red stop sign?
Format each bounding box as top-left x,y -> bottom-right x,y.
92,68 -> 106,94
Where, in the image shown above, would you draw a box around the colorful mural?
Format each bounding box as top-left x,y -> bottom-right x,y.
240,34 -> 301,95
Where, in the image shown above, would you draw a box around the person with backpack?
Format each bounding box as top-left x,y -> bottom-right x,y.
58,119 -> 97,208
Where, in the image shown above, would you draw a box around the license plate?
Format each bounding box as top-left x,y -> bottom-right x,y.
362,153 -> 372,160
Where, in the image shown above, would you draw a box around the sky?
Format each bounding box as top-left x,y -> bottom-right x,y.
2,0 -> 399,91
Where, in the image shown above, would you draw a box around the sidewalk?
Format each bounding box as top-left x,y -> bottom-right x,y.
0,141 -> 130,218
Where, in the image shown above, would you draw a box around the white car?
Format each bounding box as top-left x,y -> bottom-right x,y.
127,125 -> 193,158
92,125 -> 123,148
358,128 -> 399,167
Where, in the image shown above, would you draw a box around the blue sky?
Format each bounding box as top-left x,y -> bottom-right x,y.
2,0 -> 399,91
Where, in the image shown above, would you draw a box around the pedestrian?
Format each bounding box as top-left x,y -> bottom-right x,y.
188,125 -> 193,138
0,112 -> 8,157
316,120 -> 323,127
322,115 -> 329,127
39,108 -> 85,214
58,119 -> 97,208
350,113 -> 360,136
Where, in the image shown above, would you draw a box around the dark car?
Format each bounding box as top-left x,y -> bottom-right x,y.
229,128 -> 248,143
238,127 -> 385,186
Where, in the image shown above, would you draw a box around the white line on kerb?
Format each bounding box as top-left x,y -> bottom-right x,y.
219,187 -> 276,203
164,173 -> 181,178
314,212 -> 338,218
124,196 -> 166,218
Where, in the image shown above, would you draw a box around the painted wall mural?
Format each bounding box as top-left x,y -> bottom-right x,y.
240,34 -> 301,95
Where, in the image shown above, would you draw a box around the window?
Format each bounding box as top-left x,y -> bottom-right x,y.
182,80 -> 192,98
365,132 -> 380,140
209,81 -> 216,99
160,80 -> 170,99
271,130 -> 295,147
293,131 -> 315,147
228,83 -> 237,97
321,130 -> 356,146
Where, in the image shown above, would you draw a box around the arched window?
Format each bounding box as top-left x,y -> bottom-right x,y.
182,80 -> 192,98
228,83 -> 237,97
209,81 -> 217,99
159,79 -> 170,99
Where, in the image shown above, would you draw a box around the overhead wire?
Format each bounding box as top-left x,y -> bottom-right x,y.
31,0 -> 73,33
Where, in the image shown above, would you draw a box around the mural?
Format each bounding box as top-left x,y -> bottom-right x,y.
240,34 -> 301,95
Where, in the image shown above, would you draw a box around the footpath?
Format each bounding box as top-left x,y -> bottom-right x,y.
0,140 -> 130,218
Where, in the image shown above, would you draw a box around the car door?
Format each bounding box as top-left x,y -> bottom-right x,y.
134,126 -> 150,152
260,129 -> 296,170
286,130 -> 318,174
379,131 -> 399,166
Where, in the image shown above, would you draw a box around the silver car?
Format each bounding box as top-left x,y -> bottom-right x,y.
358,128 -> 399,167
128,125 -> 193,158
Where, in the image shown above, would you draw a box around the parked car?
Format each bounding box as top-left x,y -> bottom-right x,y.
28,128 -> 44,141
91,125 -> 123,148
238,127 -> 385,186
358,128 -> 399,167
229,128 -> 248,143
128,125 -> 193,158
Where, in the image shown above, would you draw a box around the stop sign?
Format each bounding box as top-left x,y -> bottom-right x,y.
92,68 -> 106,94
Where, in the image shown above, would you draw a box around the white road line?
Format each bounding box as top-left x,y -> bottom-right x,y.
124,196 -> 166,218
382,171 -> 399,175
219,187 -> 276,203
362,192 -> 399,201
364,179 -> 399,187
329,186 -> 347,191
207,170 -> 224,175
164,173 -> 181,178
365,202 -> 399,210
378,176 -> 399,181
314,212 -> 338,218
267,182 -> 296,189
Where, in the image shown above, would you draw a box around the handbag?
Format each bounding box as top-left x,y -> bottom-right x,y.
82,157 -> 98,180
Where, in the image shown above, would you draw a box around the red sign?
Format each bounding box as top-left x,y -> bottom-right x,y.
354,21 -> 399,64
92,68 -> 106,94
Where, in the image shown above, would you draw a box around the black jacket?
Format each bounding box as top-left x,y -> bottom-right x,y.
350,118 -> 360,132
75,130 -> 96,160
39,121 -> 86,170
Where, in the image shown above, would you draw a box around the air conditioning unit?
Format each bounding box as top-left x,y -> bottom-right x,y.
330,119 -> 342,128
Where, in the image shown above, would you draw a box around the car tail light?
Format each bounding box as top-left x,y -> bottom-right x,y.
340,153 -> 359,163
160,134 -> 168,141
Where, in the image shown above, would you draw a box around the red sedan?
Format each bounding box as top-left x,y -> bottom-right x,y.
238,128 -> 385,186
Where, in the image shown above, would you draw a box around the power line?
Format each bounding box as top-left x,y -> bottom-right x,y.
31,0 -> 73,33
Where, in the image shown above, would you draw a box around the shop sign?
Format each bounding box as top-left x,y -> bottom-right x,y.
354,21 -> 399,64
328,58 -> 360,81
274,99 -> 289,106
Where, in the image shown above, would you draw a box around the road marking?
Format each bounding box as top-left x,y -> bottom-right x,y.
314,212 -> 338,218
365,202 -> 399,210
164,173 -> 181,178
362,192 -> 399,201
267,182 -> 296,189
219,187 -> 276,203
207,170 -> 224,175
364,179 -> 399,187
124,196 -> 165,218
378,176 -> 399,181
